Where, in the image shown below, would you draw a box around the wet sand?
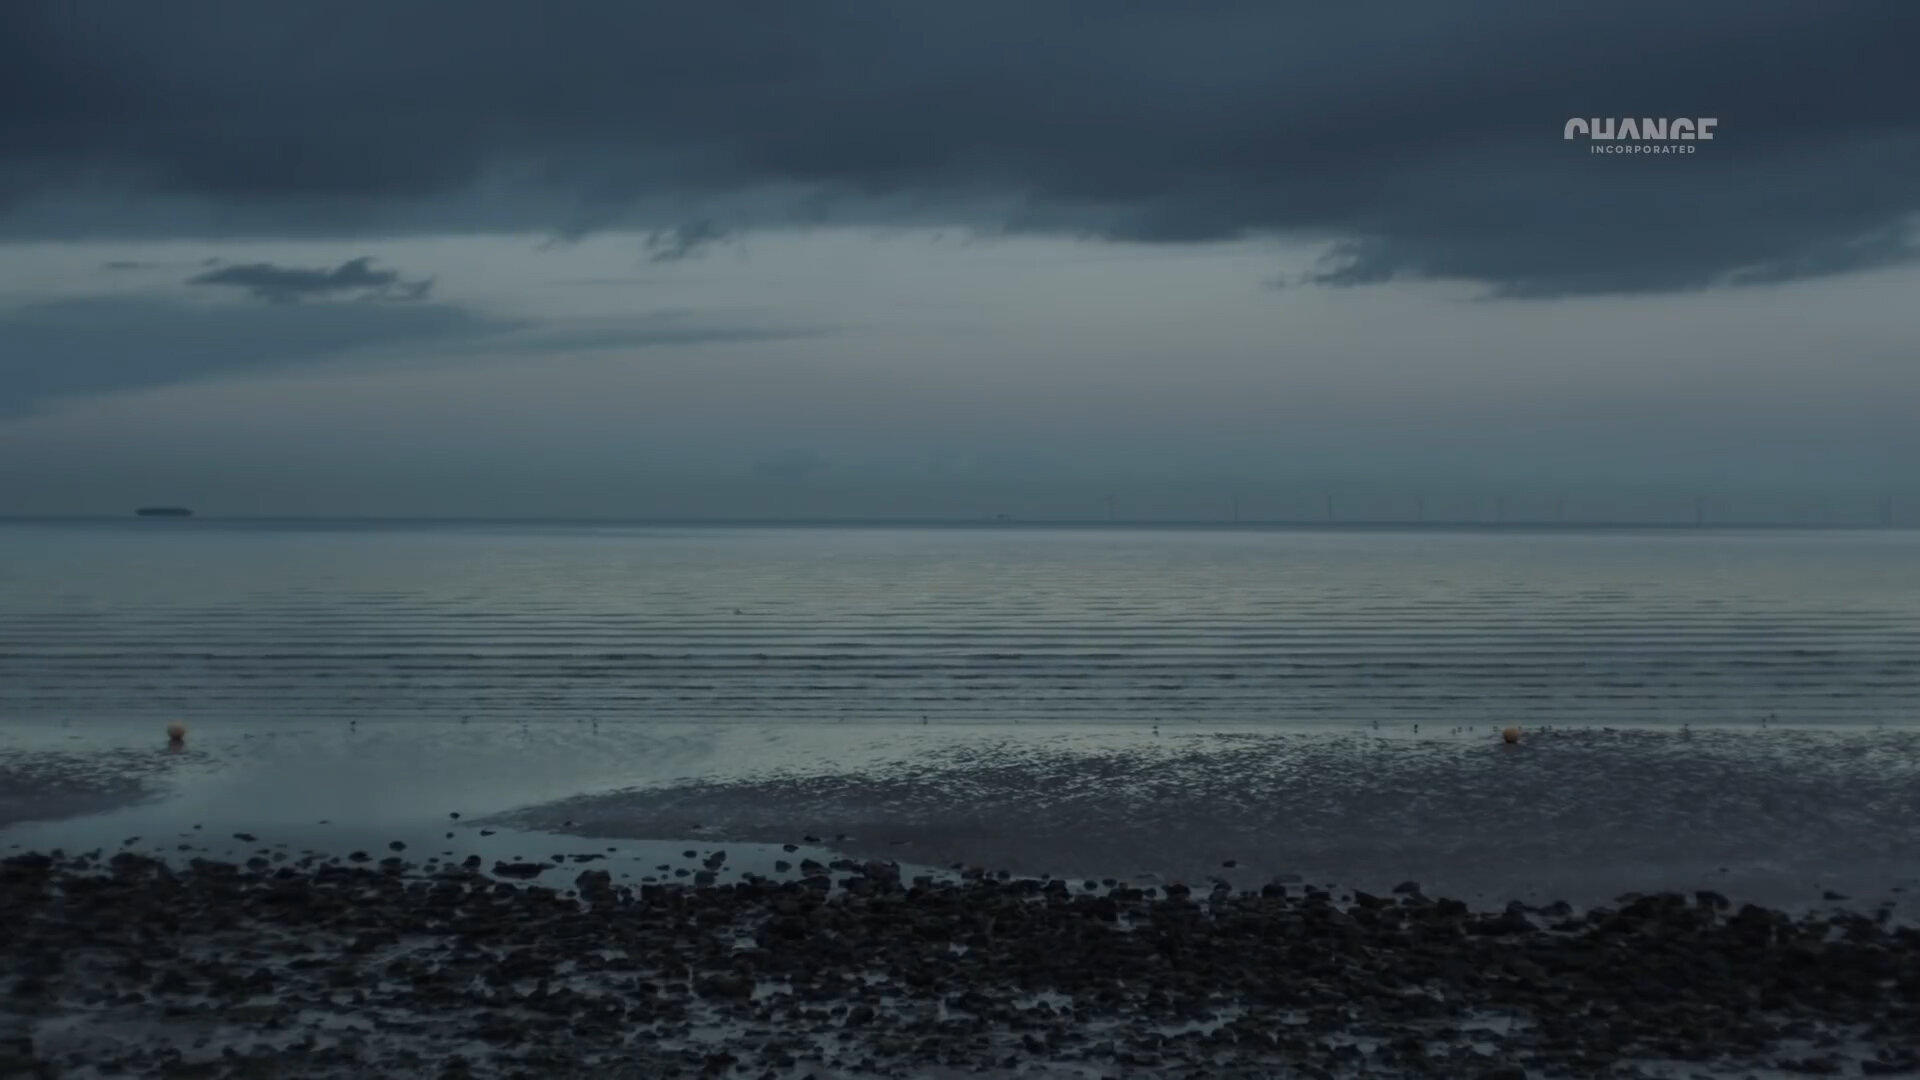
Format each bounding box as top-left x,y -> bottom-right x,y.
491,725 -> 1920,915
0,749 -> 184,830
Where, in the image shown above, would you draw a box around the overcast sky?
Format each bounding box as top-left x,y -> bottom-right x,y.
2,1 -> 1917,519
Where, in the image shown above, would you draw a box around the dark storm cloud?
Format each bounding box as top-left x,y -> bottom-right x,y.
0,294 -> 827,417
2,1 -> 1917,295
189,257 -> 432,303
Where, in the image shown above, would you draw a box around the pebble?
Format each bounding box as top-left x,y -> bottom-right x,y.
0,848 -> 1913,1078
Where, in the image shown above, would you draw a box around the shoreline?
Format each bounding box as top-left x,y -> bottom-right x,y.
7,724 -> 1920,915
4,723 -> 1918,1076
5,846 -> 1917,1080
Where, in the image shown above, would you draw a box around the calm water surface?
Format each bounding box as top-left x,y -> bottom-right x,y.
2,520 -> 1917,730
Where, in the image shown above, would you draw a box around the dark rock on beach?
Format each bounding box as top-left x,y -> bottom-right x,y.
491,861 -> 547,879
1,849 -> 1915,1079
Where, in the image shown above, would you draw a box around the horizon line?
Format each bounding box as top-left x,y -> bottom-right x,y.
1,514 -> 1914,531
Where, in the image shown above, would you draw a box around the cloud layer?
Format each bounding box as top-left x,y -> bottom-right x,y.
189,256 -> 432,303
4,2 -> 1916,295
0,296 -> 511,417
0,285 -> 826,418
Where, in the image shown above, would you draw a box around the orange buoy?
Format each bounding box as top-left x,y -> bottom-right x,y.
1501,726 -> 1521,744
166,722 -> 186,742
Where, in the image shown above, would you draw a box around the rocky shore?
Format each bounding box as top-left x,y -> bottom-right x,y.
4,847 -> 1918,1080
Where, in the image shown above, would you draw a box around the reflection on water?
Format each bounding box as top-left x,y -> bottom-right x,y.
2,521 -> 1918,729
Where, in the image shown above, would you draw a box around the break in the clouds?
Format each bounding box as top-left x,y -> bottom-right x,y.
2,1 -> 1916,296
189,257 -> 432,304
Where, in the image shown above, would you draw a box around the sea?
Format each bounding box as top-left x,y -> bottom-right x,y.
3,518 -> 1918,913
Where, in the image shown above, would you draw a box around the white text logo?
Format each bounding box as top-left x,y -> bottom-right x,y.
1565,117 -> 1717,155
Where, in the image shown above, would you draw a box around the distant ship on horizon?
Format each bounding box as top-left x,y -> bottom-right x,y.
134,506 -> 194,518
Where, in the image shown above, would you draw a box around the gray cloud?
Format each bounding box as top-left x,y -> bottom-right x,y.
102,257 -> 222,273
1,2 -> 1914,295
189,256 -> 432,303
504,311 -> 831,354
0,293 -> 826,418
0,296 -> 511,417
1724,221 -> 1920,288
646,219 -> 730,263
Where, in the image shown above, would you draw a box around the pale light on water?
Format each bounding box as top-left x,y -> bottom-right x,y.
2,520 -> 1917,730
